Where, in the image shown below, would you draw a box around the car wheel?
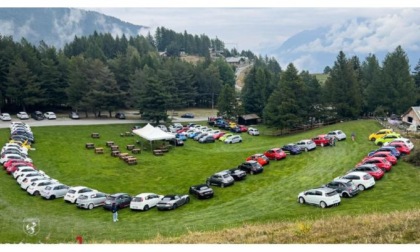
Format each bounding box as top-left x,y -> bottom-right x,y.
377,142 -> 383,146
173,204 -> 178,210
320,143 -> 324,147
320,201 -> 327,208
50,195 -> 55,200
221,183 -> 225,188
250,170 -> 254,175
143,205 -> 149,211
186,197 -> 190,203
88,203 -> 94,210
371,138 -> 376,141
298,197 -> 305,204
206,180 -> 210,186
34,191 -> 40,196
73,199 -> 77,204
357,184 -> 365,191
239,140 -> 242,143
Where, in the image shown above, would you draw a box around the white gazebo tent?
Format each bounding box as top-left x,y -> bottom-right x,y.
132,123 -> 175,150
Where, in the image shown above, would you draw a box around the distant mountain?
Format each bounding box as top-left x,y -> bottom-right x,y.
0,8 -> 148,48
267,15 -> 420,73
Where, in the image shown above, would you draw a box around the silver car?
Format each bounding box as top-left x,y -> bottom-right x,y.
296,139 -> 317,152
76,191 -> 108,210
40,183 -> 70,200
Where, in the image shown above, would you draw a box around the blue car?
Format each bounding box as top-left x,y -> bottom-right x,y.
189,131 -> 202,138
175,133 -> 187,141
368,146 -> 401,159
281,144 -> 302,155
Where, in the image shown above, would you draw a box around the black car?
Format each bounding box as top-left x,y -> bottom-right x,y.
181,113 -> 194,118
224,168 -> 247,181
189,184 -> 214,199
281,144 -> 302,155
237,160 -> 264,175
103,193 -> 132,210
323,179 -> 359,198
167,138 -> 184,146
115,112 -> 126,119
31,111 -> 44,120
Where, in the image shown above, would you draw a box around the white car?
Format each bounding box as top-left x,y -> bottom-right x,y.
40,183 -> 70,200
12,166 -> 36,179
156,125 -> 168,132
383,138 -> 414,150
295,139 -> 317,152
224,135 -> 243,144
44,112 -> 57,120
27,180 -> 59,196
0,113 -> 12,121
76,191 -> 108,209
2,146 -> 29,156
336,171 -> 376,191
0,153 -> 32,165
64,186 -> 97,204
20,176 -> 49,190
16,171 -> 47,184
327,130 -> 347,141
16,112 -> 30,120
297,187 -> 341,208
248,127 -> 260,136
130,193 -> 164,211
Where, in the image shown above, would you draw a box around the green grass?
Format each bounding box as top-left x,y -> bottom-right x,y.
0,120 -> 419,243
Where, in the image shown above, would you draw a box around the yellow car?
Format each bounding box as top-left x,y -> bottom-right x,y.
368,129 -> 393,141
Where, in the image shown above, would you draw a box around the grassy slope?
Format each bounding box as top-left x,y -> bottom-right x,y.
0,120 -> 419,243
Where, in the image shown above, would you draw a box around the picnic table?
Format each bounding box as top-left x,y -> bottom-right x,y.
111,150 -> 120,157
131,148 -> 141,154
126,144 -> 135,150
85,143 -> 95,149
94,147 -> 104,154
153,149 -> 164,156
106,141 -> 114,147
91,133 -> 100,138
111,145 -> 119,151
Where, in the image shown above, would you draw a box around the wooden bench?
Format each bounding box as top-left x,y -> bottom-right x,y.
106,141 -> 114,147
91,133 -> 100,138
94,147 -> 104,154
153,149 -> 164,156
122,155 -> 134,162
119,153 -> 129,160
85,143 -> 95,149
111,150 -> 120,157
126,144 -> 135,150
126,157 -> 137,165
111,145 -> 119,151
131,148 -> 141,154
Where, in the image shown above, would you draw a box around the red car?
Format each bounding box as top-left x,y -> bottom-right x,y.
387,142 -> 411,155
6,162 -> 36,174
213,132 -> 226,140
356,157 -> 392,172
263,148 -> 287,160
246,154 -> 270,166
3,159 -> 33,169
362,151 -> 397,165
238,125 -> 248,132
311,134 -> 332,147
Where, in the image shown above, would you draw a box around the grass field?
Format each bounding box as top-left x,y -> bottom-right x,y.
0,119 -> 419,243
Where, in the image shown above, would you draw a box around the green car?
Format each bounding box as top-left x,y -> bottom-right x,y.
374,132 -> 401,146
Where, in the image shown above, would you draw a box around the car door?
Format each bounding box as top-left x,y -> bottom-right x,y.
304,190 -> 316,204
148,194 -> 160,207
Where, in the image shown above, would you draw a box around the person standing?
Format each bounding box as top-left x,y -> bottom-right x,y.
351,132 -> 356,141
112,203 -> 118,222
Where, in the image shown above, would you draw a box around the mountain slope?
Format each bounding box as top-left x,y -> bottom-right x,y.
0,8 -> 148,48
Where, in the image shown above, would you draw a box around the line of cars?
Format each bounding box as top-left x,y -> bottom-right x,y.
297,128 -> 414,209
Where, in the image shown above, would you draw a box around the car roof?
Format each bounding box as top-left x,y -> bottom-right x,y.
356,163 -> 377,168
134,193 -> 158,197
345,171 -> 370,177
332,179 -> 351,184
214,171 -> 230,175
110,192 -> 129,197
308,187 -> 336,193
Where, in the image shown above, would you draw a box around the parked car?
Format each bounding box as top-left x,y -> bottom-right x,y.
76,191 -> 108,210
12,166 -> 36,179
295,139 -> 317,152
383,138 -> 414,150
248,127 -> 260,136
157,194 -> 190,210
199,135 -> 215,143
103,193 -> 133,210
369,146 -> 401,159
297,187 -> 341,208
167,138 -> 184,146
206,171 -> 235,187
327,130 -> 347,140
20,176 -> 50,190
337,171 -> 376,191
356,157 -> 392,172
40,183 -> 70,200
219,133 -> 233,142
17,171 -> 47,184
323,179 -> 359,198
386,142 -> 411,155
349,164 -> 385,180
44,112 -> 57,120
237,160 -> 264,175
64,186 -> 97,204
361,151 -> 397,165
189,184 -> 214,199
223,168 -> 247,181
16,112 -> 30,120
281,143 -> 302,155
374,132 -> 402,146
264,148 -> 287,160
311,134 -> 332,147
69,111 -> 80,119
246,153 -> 270,166
181,113 -> 194,118
31,111 -> 44,120
115,112 -> 126,119
213,132 -> 226,140
0,113 -> 12,121
130,193 -> 164,211
6,162 -> 34,174
224,135 -> 242,144
368,129 -> 393,141
27,180 -> 59,196
1,153 -> 32,165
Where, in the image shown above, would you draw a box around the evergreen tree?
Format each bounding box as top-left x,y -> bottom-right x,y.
361,54 -> 384,115
413,58 -> 420,105
217,84 -> 238,118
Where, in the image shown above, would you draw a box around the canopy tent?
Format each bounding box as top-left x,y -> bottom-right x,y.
132,123 -> 175,150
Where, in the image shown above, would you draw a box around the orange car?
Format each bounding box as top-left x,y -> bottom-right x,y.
246,154 -> 270,166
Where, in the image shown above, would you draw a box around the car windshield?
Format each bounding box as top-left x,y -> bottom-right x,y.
326,191 -> 338,196
222,174 -> 230,178
44,186 -> 52,190
132,197 -> 144,202
344,182 -> 353,187
78,195 -> 88,200
107,196 -> 117,201
161,196 -> 174,202
67,189 -> 76,194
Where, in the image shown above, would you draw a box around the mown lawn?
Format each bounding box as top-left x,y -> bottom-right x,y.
0,119 -> 419,243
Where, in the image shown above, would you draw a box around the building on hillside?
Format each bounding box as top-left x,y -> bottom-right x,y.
225,56 -> 248,67
238,114 -> 261,125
